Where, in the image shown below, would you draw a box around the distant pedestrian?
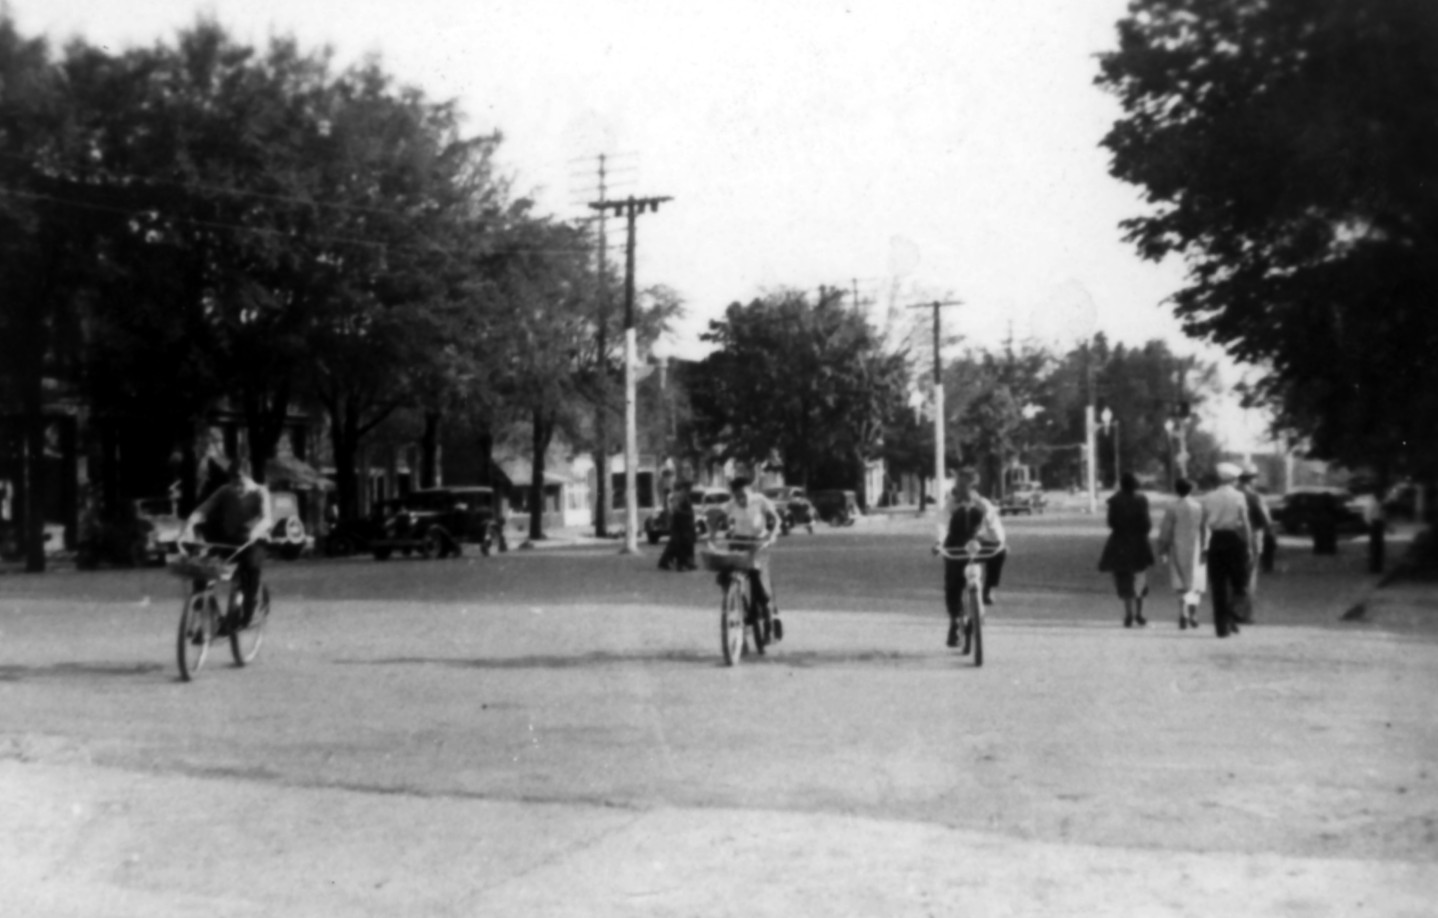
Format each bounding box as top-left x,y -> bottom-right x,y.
1099,472 -> 1156,628
1237,465 -> 1272,623
1156,478 -> 1208,630
657,486 -> 697,572
1201,462 -> 1253,638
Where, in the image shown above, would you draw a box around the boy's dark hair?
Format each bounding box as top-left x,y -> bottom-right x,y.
1175,478 -> 1193,497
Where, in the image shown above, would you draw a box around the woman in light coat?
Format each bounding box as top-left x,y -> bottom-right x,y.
1156,477 -> 1208,630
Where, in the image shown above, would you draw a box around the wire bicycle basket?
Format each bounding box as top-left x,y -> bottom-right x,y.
166,555 -> 234,582
700,549 -> 762,573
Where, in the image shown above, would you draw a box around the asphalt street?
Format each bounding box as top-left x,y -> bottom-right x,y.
2,512 -> 1435,916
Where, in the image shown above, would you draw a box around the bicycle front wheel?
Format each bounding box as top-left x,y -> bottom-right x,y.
177,591 -> 214,681
720,578 -> 745,666
229,584 -> 269,666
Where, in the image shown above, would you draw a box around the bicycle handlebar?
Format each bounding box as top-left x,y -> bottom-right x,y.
934,542 -> 1005,561
176,537 -> 263,564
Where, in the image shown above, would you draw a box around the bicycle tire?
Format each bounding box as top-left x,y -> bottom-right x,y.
968,584 -> 984,668
721,576 -> 745,666
177,591 -> 213,681
229,584 -> 269,666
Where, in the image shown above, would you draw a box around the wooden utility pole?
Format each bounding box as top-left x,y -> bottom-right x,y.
588,194 -> 672,553
593,156 -> 611,538
909,300 -> 962,515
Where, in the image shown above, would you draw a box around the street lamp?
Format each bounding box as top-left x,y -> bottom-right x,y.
1100,407 -> 1120,488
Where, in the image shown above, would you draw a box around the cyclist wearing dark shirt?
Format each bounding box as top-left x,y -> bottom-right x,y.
182,461 -> 273,624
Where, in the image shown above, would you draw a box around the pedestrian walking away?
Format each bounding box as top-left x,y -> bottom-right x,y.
1201,462 -> 1253,638
1156,477 -> 1208,630
1099,472 -> 1156,628
1237,464 -> 1271,623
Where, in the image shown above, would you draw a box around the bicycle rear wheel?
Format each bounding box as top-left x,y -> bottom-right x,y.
967,584 -> 984,668
229,584 -> 269,666
177,591 -> 214,681
720,578 -> 745,666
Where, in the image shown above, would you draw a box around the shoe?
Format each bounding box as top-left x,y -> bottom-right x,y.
946,620 -> 959,648
1187,611 -> 1200,629
1179,615 -> 1188,630
1135,614 -> 1147,627
1124,615 -> 1133,628
772,617 -> 784,642
1230,621 -> 1240,635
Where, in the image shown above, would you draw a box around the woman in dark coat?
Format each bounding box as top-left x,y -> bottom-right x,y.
1099,472 -> 1157,627
658,486 -> 697,572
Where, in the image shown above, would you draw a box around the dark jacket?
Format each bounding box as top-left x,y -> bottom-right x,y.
1099,490 -> 1155,574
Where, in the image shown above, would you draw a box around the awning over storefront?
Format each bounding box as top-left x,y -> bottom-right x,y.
266,456 -> 334,491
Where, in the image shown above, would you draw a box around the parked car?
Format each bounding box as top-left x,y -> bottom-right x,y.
999,484 -> 1047,516
268,490 -> 310,560
644,487 -> 732,543
371,486 -> 507,560
1272,487 -> 1368,536
135,496 -> 185,562
809,489 -> 859,526
762,486 -> 816,534
321,515 -> 383,557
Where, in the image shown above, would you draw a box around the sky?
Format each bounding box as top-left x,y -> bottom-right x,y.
8,0 -> 1275,451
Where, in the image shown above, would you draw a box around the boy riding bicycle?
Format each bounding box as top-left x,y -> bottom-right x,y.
937,468 -> 1007,651
714,476 -> 783,642
181,459 -> 273,628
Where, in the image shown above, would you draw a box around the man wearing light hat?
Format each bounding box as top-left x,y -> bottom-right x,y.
1200,462 -> 1253,638
1237,463 -> 1273,621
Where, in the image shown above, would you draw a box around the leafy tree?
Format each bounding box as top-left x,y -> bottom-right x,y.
1097,0 -> 1438,488
0,17 -> 97,570
692,289 -> 908,501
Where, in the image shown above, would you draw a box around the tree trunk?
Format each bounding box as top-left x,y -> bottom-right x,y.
420,410 -> 441,489
327,401 -> 361,521
529,408 -> 551,542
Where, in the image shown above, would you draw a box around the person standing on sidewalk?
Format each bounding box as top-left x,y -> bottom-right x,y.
1099,472 -> 1156,628
1237,465 -> 1272,623
657,487 -> 697,572
1157,477 -> 1208,630
1201,463 -> 1253,638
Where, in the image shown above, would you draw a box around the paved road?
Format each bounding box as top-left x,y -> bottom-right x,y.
2,513 -> 1436,916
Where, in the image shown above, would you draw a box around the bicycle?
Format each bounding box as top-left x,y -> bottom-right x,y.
167,540 -> 271,681
700,535 -> 774,666
934,539 -> 1003,667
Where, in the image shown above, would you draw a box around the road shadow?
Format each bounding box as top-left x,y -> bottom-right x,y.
0,661 -> 166,683
335,647 -> 946,671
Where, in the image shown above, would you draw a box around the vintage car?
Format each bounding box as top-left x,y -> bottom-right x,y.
999,484 -> 1047,516
762,486 -> 816,534
371,486 -> 507,560
809,489 -> 859,526
268,490 -> 310,560
1271,487 -> 1368,536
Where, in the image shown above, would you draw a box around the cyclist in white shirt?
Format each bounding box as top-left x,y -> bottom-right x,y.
721,476 -> 782,641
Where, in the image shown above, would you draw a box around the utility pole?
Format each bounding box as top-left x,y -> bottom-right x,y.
1084,338 -> 1097,514
588,193 -> 672,554
909,300 -> 962,515
593,155 -> 610,538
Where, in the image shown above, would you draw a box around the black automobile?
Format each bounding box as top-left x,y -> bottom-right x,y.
809,489 -> 859,526
762,486 -> 816,534
1272,487 -> 1367,536
371,486 -> 507,560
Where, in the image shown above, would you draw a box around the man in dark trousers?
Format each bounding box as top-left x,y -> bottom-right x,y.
1201,462 -> 1253,638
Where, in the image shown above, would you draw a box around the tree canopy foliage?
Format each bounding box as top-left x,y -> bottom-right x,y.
1097,0 -> 1438,481
690,290 -> 908,502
